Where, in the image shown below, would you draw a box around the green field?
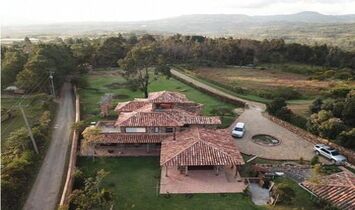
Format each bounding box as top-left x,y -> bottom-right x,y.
80,71 -> 238,127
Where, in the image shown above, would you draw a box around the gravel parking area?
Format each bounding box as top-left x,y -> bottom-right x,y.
231,109 -> 315,161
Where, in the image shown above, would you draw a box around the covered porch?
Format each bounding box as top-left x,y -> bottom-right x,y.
160,165 -> 246,194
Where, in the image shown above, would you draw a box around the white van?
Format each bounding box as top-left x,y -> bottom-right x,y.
232,122 -> 246,138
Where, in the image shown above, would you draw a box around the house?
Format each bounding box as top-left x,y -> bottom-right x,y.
301,171 -> 355,210
81,91 -> 246,193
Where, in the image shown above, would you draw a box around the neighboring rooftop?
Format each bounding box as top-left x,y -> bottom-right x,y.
147,91 -> 191,103
302,171 -> 355,210
160,128 -> 244,166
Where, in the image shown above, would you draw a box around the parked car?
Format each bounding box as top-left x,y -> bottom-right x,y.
232,122 -> 246,138
313,144 -> 347,164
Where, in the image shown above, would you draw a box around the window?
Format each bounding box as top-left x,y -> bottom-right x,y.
125,127 -> 146,133
154,127 -> 159,133
331,151 -> 340,156
165,127 -> 174,133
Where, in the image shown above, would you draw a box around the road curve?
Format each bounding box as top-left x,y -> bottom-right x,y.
171,69 -> 315,160
23,82 -> 75,210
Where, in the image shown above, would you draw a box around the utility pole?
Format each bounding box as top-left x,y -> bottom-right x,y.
19,105 -> 39,154
49,71 -> 56,98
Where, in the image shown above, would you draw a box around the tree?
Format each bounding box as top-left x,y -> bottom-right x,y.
342,90 -> 355,127
4,127 -> 31,154
307,110 -> 333,135
118,44 -> 170,98
336,128 -> 355,150
16,43 -> 75,92
69,169 -> 113,210
319,118 -> 346,140
93,36 -> 126,67
267,97 -> 287,114
266,97 -> 292,120
1,49 -> 27,88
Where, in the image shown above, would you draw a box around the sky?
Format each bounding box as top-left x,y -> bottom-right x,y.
2,0 -> 355,25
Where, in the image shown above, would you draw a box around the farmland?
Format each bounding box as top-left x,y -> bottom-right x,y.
179,65 -> 354,117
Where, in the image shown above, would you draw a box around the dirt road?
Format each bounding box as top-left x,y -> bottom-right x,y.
23,82 -> 75,210
171,69 -> 314,160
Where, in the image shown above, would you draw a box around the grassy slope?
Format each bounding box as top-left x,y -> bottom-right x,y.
78,157 -> 264,210
80,72 -> 237,126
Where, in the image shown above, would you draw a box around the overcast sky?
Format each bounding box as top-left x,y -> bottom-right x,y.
2,0 -> 355,25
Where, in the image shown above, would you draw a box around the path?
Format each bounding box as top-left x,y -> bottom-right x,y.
171,69 -> 315,160
23,82 -> 75,210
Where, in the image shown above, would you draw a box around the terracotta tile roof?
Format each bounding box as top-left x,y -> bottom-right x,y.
175,103 -> 203,114
115,112 -> 183,127
160,128 -> 244,166
163,109 -> 221,125
92,133 -> 173,144
148,91 -> 191,103
114,100 -> 150,112
302,171 -> 355,210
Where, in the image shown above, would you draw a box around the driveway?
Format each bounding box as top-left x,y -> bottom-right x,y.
231,109 -> 314,160
171,69 -> 315,161
23,82 -> 75,210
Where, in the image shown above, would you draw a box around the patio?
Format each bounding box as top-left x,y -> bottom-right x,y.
160,167 -> 247,194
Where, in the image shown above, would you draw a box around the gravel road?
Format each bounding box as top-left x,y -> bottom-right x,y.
23,82 -> 75,210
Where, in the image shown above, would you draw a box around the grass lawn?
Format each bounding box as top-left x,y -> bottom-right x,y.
77,157 -> 264,210
269,178 -> 318,210
80,71 -> 238,127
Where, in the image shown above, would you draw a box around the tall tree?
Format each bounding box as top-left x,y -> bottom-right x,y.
118,44 -> 170,98
93,36 -> 126,67
1,50 -> 27,88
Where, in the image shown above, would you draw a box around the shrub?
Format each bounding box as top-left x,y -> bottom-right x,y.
336,128 -> 355,150
310,155 -> 319,165
309,98 -> 323,113
273,182 -> 296,204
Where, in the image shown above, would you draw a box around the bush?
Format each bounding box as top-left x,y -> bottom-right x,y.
309,98 -> 323,113
257,88 -> 302,100
273,182 -> 296,204
336,128 -> 355,150
310,155 -> 319,165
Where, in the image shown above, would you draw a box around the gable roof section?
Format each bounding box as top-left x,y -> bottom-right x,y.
160,128 -> 244,166
115,112 -> 183,127
148,91 -> 191,103
302,171 -> 355,210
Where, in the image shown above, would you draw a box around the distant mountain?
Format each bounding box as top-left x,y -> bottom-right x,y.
2,11 -> 355,51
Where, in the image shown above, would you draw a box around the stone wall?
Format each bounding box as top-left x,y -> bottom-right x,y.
59,85 -> 81,206
265,114 -> 355,164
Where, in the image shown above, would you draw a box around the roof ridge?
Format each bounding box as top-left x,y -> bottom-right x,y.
161,138 -> 200,165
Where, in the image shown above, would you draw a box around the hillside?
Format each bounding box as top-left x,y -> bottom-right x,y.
2,11 -> 355,51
